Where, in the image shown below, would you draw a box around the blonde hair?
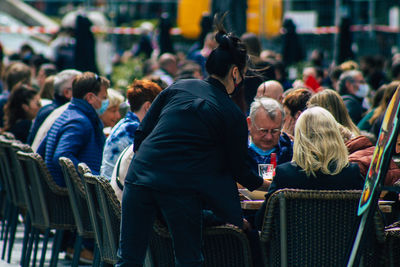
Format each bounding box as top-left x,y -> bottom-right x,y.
107,88 -> 124,108
308,89 -> 360,136
293,106 -> 349,177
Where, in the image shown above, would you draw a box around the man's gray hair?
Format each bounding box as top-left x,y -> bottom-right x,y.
249,97 -> 284,125
338,70 -> 362,95
53,69 -> 82,96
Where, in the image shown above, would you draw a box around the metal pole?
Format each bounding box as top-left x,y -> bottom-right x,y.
333,0 -> 341,66
369,0 -> 375,38
284,0 -> 291,14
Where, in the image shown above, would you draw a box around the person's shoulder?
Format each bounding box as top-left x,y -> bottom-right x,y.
56,107 -> 92,130
172,78 -> 207,88
279,132 -> 293,146
274,162 -> 305,186
344,162 -> 362,174
276,161 -> 299,177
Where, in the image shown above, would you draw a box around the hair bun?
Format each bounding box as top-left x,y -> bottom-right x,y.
215,31 -> 230,50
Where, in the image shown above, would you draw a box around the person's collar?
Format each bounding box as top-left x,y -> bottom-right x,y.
54,94 -> 70,106
205,76 -> 228,95
127,111 -> 140,123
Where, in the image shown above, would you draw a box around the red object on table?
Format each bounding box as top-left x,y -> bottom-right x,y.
270,153 -> 277,176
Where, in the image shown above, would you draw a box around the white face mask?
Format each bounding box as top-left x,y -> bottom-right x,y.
355,84 -> 369,98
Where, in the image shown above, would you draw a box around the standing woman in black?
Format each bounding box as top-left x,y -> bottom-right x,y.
117,19 -> 269,267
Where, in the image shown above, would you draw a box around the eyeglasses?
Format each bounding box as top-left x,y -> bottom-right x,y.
253,123 -> 281,136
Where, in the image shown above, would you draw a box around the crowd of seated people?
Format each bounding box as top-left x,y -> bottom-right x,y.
1,29 -> 400,265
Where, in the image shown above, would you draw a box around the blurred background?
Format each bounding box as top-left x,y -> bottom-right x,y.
1,0 -> 399,89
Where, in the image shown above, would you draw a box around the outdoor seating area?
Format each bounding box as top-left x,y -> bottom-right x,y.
0,132 -> 398,266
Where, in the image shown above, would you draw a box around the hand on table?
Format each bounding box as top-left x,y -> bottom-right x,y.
257,179 -> 271,191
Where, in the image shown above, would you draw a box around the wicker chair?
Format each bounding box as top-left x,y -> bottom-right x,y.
149,219 -> 253,267
0,136 -> 30,264
77,163 -> 104,266
79,165 -> 121,266
59,157 -> 95,267
259,189 -> 387,267
16,151 -> 76,267
385,220 -> 400,267
0,136 -> 19,263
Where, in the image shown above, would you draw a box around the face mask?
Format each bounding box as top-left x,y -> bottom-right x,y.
229,72 -> 244,97
355,84 -> 369,98
96,98 -> 109,115
249,142 -> 276,156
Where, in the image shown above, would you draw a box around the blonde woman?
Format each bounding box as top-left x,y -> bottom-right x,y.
255,106 -> 364,229
100,88 -> 124,135
308,89 -> 360,136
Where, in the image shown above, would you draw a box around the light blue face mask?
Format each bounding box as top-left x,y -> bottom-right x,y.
355,84 -> 369,98
249,142 -> 276,156
96,98 -> 109,115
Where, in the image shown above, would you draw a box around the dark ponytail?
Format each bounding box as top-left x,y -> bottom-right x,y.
206,14 -> 247,79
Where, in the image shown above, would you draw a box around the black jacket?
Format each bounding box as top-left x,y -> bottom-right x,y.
125,77 -> 263,226
342,94 -> 366,124
255,161 -> 364,229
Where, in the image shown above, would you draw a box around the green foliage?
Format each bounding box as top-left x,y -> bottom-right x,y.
111,57 -> 144,92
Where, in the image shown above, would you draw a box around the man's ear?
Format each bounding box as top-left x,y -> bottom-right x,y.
84,93 -> 95,105
143,101 -> 151,112
63,88 -> 72,99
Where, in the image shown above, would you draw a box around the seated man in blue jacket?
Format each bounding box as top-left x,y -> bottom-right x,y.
247,97 -> 293,173
38,72 -> 109,187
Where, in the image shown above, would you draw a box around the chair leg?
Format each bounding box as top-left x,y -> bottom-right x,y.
72,235 -> 82,267
20,214 -> 31,267
0,200 -> 9,240
39,229 -> 50,267
93,245 -> 100,267
1,203 -> 13,260
49,229 -> 64,267
24,227 -> 37,267
31,229 -> 41,267
6,206 -> 18,263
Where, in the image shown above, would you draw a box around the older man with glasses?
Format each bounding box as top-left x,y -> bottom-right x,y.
247,97 -> 293,173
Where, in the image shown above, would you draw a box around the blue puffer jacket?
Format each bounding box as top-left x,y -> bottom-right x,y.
37,98 -> 105,187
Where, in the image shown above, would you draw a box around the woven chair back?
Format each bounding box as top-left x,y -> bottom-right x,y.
260,189 -> 385,267
149,219 -> 253,266
16,151 -> 75,230
94,175 -> 121,264
16,150 -> 50,229
0,137 -> 24,208
79,163 -> 107,263
59,157 -> 93,237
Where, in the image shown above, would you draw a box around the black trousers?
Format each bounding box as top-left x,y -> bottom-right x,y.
117,182 -> 204,267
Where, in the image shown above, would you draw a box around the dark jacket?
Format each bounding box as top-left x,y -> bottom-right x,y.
9,119 -> 32,143
37,98 -> 105,187
126,77 -> 263,226
342,94 -> 366,124
255,161 -> 364,229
